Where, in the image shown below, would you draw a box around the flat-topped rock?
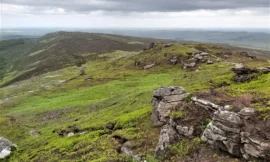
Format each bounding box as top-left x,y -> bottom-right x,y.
152,86 -> 188,126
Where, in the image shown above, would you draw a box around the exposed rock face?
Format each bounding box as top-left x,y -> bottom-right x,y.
207,60 -> 213,64
260,67 -> 270,74
238,107 -> 255,120
232,67 -> 259,83
232,67 -> 259,75
0,137 -> 17,159
143,63 -> 155,70
152,87 -> 270,161
200,52 -> 209,56
238,51 -> 257,60
183,62 -> 196,69
201,110 -> 243,157
170,56 -> 178,65
232,67 -> 270,83
148,42 -> 158,49
241,132 -> 270,160
191,52 -> 209,63
201,105 -> 270,161
163,44 -> 173,48
152,86 -> 188,126
194,54 -> 203,61
155,124 -> 180,157
191,97 -> 223,113
176,125 -> 194,137
152,87 -> 205,158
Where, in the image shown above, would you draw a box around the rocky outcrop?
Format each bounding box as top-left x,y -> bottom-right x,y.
201,110 -> 243,157
152,86 -> 270,161
152,87 -> 207,158
152,86 -> 188,126
189,52 -> 209,63
0,137 -> 17,159
232,67 -> 270,83
201,105 -> 270,161
182,51 -> 221,70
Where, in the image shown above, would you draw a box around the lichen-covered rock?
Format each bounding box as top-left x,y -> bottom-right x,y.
201,110 -> 242,157
238,107 -> 256,120
155,124 -> 180,157
232,67 -> 259,83
143,63 -> 155,70
152,87 -> 270,161
152,86 -> 188,126
191,97 -> 223,112
207,60 -> 213,64
176,125 -> 194,137
0,137 -> 17,159
170,56 -> 178,65
200,105 -> 270,160
183,62 -> 196,69
241,132 -> 270,160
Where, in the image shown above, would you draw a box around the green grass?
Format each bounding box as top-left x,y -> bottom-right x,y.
1,42 -> 270,161
10,74 -> 173,114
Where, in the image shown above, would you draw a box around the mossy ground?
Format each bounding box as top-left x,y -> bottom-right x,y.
0,43 -> 270,161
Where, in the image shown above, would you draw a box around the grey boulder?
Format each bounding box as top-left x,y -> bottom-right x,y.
0,137 -> 17,159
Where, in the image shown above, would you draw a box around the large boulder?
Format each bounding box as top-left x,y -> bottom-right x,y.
0,137 -> 17,159
152,86 -> 188,126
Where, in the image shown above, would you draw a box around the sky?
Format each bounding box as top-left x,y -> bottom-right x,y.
0,0 -> 269,29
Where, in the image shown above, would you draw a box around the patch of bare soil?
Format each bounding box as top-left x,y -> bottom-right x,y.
197,89 -> 255,112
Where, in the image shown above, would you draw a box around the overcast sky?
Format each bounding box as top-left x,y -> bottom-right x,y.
0,0 -> 269,28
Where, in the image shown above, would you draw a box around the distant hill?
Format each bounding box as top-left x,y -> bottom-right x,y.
0,32 -> 168,86
78,29 -> 270,51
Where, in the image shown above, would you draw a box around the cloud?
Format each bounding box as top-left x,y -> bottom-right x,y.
2,0 -> 269,14
1,0 -> 269,28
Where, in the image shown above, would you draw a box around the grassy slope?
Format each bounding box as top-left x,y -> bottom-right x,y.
0,32 -> 170,87
0,42 -> 270,161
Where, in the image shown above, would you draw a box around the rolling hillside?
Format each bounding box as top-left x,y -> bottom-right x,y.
0,32 -> 170,87
1,32 -> 270,161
